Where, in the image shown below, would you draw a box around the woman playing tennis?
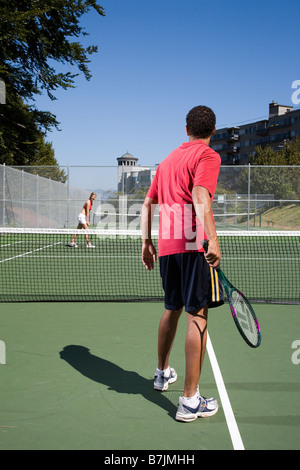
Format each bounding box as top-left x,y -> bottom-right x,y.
69,192 -> 97,248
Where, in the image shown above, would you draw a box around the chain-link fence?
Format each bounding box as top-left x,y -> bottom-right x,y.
0,165 -> 92,228
215,165 -> 300,230
1,164 -> 299,230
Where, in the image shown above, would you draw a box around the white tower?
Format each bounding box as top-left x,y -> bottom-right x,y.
117,152 -> 139,193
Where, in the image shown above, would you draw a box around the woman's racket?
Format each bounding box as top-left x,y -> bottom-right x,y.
201,240 -> 261,348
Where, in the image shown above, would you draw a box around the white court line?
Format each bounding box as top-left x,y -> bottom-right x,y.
16,255 -> 139,258
0,241 -> 24,247
0,242 -> 62,263
207,332 -> 245,450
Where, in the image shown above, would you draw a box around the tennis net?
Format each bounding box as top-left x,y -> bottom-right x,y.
0,228 -> 299,304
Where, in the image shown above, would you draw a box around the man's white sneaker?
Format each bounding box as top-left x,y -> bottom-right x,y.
176,395 -> 218,422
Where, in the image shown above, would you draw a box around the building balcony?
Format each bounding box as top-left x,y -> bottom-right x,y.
256,126 -> 268,136
226,127 -> 240,142
227,133 -> 239,142
226,145 -> 239,155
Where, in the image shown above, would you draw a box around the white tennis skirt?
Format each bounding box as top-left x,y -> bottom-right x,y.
78,213 -> 87,225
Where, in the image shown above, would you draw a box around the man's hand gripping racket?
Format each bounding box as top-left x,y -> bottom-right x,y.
201,239 -> 261,348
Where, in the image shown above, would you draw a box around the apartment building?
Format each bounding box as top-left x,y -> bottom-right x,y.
116,102 -> 300,193
211,101 -> 300,164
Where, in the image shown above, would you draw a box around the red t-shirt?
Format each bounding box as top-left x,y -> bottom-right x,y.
146,140 -> 221,256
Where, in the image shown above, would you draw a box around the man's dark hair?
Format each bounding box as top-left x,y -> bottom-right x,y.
186,105 -> 216,138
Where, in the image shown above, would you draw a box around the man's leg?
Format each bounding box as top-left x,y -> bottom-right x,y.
175,305 -> 218,421
154,308 -> 182,391
157,308 -> 183,371
183,306 -> 208,398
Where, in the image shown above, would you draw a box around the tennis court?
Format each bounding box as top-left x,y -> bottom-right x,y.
0,301 -> 300,451
0,229 -> 300,451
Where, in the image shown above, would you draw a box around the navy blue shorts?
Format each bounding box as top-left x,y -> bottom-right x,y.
159,252 -> 224,313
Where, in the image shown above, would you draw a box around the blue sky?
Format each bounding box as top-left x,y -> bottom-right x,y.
34,0 -> 300,190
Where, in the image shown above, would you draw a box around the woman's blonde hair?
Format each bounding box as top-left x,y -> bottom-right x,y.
89,192 -> 97,204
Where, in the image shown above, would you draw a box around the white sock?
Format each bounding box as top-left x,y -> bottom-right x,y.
181,390 -> 200,407
156,367 -> 170,377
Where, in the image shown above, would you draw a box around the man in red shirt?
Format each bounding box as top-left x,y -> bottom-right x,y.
141,105 -> 224,422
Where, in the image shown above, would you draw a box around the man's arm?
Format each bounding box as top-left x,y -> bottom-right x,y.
192,185 -> 220,268
141,196 -> 157,270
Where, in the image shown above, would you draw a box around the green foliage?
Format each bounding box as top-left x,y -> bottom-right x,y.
236,138 -> 300,201
0,0 -> 104,176
251,137 -> 300,166
0,0 -> 105,100
0,89 -> 67,180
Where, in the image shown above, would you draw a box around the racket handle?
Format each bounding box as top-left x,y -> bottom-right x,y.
200,239 -> 221,272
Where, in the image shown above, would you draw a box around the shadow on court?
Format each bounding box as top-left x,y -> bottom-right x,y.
59,345 -> 178,419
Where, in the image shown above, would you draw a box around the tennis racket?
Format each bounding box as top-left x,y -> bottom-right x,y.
201,240 -> 261,348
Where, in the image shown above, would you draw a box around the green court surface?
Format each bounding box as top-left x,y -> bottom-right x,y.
0,301 -> 299,450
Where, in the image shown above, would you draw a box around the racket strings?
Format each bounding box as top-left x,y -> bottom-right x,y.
231,290 -> 260,345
